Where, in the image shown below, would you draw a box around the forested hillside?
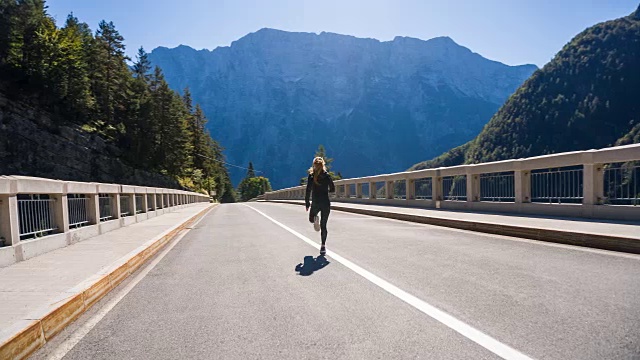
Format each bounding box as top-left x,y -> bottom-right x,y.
411,4 -> 640,170
0,0 -> 234,200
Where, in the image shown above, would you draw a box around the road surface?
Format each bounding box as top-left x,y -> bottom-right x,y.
32,203 -> 640,359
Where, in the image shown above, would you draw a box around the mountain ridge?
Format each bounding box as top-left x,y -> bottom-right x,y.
148,29 -> 537,188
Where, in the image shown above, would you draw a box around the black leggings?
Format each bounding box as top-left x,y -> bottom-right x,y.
309,202 -> 331,245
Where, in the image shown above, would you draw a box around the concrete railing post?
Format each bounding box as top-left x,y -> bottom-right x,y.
466,169 -> 480,202
583,164 -> 604,205
369,182 -> 377,199
356,183 -> 363,198
0,194 -> 20,246
514,169 -> 531,204
151,193 -> 157,210
344,184 -> 351,198
112,194 -> 121,220
142,193 -> 149,213
386,181 -> 394,199
87,193 -> 100,225
129,194 -> 136,215
406,177 -> 415,200
433,171 -> 443,204
52,193 -> 70,234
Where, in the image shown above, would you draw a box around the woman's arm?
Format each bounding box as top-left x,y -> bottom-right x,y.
305,175 -> 313,209
327,173 -> 336,193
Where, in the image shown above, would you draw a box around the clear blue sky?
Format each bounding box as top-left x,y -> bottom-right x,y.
46,0 -> 638,67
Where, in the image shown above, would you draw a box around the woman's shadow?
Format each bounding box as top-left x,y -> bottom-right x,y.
295,255 -> 330,276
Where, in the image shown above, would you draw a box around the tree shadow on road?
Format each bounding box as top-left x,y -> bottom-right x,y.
295,255 -> 330,276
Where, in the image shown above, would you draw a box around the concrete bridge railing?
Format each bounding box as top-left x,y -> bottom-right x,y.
265,144 -> 640,221
0,176 -> 210,267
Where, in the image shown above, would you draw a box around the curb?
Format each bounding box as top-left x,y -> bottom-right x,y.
0,204 -> 216,360
266,200 -> 640,254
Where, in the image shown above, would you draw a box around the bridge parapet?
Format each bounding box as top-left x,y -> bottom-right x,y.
266,144 -> 640,221
0,176 -> 209,267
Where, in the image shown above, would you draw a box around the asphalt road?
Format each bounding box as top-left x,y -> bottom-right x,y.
32,203 -> 640,359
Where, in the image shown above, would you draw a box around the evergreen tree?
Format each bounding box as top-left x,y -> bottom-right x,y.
0,1 -> 16,68
7,0 -> 49,73
237,161 -> 270,201
0,0 -> 233,195
314,145 -> 333,171
238,176 -> 272,202
91,20 -> 130,136
132,46 -> 151,80
191,104 -> 208,169
51,14 -> 93,122
301,144 -> 341,184
219,172 -> 237,203
246,162 -> 256,178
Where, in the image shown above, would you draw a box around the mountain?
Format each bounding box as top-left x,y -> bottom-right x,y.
411,5 -> 640,170
148,29 -> 536,188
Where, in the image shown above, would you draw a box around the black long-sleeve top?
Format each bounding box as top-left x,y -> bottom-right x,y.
305,171 -> 335,205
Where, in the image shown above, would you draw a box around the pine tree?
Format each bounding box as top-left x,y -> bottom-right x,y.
91,20 -> 130,137
132,46 -> 151,81
0,0 -> 16,68
301,144 -> 341,184
0,1 -> 234,195
52,14 -> 93,122
6,0 -> 49,73
314,145 -> 333,171
191,104 -> 208,170
246,162 -> 256,178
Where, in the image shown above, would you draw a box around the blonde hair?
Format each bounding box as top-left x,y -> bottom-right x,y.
308,157 -> 327,185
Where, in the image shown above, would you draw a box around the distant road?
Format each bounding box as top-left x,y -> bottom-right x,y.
33,203 -> 640,360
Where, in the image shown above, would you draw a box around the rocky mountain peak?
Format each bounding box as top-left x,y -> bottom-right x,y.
149,29 -> 536,188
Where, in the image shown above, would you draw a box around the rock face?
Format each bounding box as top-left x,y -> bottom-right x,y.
0,92 -> 180,188
149,29 -> 536,188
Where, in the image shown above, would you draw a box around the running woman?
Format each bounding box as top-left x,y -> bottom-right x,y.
305,157 -> 335,256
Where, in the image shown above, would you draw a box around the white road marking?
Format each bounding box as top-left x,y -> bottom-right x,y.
45,208 -> 215,360
244,204 -> 534,360
260,201 -> 640,260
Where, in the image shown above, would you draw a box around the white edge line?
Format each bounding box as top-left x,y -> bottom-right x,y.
45,207 -> 215,360
243,204 -> 533,360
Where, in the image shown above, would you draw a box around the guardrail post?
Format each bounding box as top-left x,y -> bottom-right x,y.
433,171 -> 443,202
406,177 -> 415,200
129,194 -> 136,216
151,193 -> 157,210
112,194 -> 121,220
514,169 -> 531,204
142,193 -> 149,213
369,182 -> 376,199
0,194 -> 20,246
386,181 -> 394,199
87,193 -> 100,225
344,184 -> 351,198
466,169 -> 480,202
356,183 -> 363,198
52,192 -> 70,234
583,164 -> 604,205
